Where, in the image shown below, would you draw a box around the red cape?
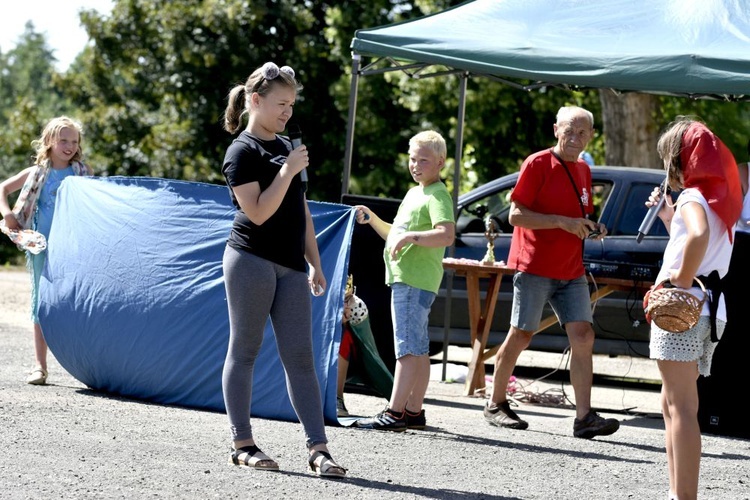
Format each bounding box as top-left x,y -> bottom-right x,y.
680,122 -> 742,242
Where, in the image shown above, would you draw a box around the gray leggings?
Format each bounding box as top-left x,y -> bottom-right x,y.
222,245 -> 327,447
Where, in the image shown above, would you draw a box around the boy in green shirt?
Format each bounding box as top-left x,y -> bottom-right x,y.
354,130 -> 455,431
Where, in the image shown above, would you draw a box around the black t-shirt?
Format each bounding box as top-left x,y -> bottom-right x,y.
222,131 -> 306,272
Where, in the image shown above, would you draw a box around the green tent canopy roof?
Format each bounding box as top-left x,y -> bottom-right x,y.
351,0 -> 750,100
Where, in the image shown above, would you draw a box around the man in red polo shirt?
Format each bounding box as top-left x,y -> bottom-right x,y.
483,106 -> 620,439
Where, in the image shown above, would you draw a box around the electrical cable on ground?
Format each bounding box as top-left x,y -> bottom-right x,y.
477,272 -> 661,416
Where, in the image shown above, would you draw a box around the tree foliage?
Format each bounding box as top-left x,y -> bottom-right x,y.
61,0 -> 431,197
0,22 -> 72,179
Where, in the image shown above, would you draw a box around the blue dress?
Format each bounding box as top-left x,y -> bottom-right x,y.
28,166 -> 77,322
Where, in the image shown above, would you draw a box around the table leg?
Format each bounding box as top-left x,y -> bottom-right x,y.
464,272 -> 502,396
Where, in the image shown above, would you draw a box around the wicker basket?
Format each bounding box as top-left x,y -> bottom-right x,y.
646,278 -> 706,333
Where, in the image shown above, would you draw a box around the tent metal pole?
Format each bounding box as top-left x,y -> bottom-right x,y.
441,72 -> 468,381
341,53 -> 361,200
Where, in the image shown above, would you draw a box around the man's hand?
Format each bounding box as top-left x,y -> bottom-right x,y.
586,222 -> 607,240
559,217 -> 606,240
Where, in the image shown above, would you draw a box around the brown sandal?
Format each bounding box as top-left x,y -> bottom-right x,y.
229,445 -> 279,471
308,450 -> 347,479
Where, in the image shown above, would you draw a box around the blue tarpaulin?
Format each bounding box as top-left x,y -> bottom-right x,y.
38,176 -> 355,423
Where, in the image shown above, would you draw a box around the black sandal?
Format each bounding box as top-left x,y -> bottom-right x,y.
229,445 -> 279,471
308,450 -> 347,479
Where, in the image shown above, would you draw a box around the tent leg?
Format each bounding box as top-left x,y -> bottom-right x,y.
441,72 -> 469,381
341,54 -> 361,200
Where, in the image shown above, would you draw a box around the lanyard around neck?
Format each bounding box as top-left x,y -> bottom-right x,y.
550,149 -> 585,218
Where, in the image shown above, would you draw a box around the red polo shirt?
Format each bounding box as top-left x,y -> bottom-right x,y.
507,149 -> 593,280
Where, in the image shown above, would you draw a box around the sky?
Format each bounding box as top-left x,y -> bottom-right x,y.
0,0 -> 114,71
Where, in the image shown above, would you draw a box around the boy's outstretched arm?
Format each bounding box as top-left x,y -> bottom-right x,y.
354,205 -> 391,241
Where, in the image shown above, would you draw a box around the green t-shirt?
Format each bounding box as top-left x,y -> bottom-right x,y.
384,182 -> 455,293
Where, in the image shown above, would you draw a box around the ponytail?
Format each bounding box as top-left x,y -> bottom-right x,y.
222,85 -> 247,134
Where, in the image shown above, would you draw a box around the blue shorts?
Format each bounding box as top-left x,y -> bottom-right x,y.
391,283 -> 435,358
510,272 -> 592,332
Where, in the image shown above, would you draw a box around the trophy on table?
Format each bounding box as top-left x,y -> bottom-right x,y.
482,213 -> 500,264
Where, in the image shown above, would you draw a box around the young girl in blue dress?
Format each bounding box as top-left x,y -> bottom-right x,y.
0,116 -> 91,385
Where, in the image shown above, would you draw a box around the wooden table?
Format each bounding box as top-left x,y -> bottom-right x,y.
441,258 -> 652,396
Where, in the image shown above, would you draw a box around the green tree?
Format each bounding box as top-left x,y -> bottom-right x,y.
60,0 -> 473,201
0,22 -> 63,120
326,1 -> 425,199
0,22 -> 71,178
60,0 -> 604,202
62,0 -> 416,199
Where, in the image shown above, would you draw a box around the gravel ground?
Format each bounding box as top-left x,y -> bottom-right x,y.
1,268 -> 748,500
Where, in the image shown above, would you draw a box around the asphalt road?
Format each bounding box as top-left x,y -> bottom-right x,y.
1,269 -> 748,499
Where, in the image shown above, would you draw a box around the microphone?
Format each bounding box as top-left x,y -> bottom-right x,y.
288,124 -> 307,192
636,179 -> 668,243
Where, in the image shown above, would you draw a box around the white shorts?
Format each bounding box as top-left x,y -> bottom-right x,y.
649,316 -> 725,377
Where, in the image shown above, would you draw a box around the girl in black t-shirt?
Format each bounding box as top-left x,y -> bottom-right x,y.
220,62 -> 346,479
